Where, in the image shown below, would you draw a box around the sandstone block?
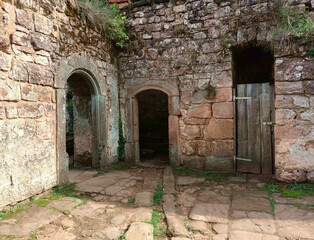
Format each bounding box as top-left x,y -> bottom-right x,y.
9,59 -> 28,82
36,119 -> 54,139
197,140 -> 212,156
45,104 -> 55,117
213,140 -> 233,157
34,14 -> 53,35
31,32 -> 52,51
275,109 -> 296,125
28,64 -> 53,86
173,4 -> 185,13
21,84 -> 38,101
125,222 -> 153,240
182,140 -> 196,156
211,71 -> 232,88
15,8 -> 33,30
305,80 -> 314,94
181,125 -> 201,139
184,118 -> 207,125
18,103 -> 44,118
38,86 -> 52,102
212,102 -> 233,119
0,36 -> 10,54
135,192 -> 153,206
215,88 -> 233,102
204,119 -> 233,139
5,106 -> 18,119
187,104 -> 211,119
0,103 -> 5,119
275,81 -> 303,94
0,81 -> 21,101
189,203 -> 229,223
0,51 -> 10,71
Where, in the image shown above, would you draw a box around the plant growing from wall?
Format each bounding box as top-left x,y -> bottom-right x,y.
117,115 -> 125,160
273,0 -> 314,40
77,0 -> 129,48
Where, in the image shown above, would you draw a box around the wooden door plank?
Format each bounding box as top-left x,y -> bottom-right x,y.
245,84 -> 261,173
236,84 -> 249,172
260,83 -> 273,174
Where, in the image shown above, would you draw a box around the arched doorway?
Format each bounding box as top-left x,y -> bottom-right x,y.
232,44 -> 275,174
66,71 -> 99,168
124,83 -> 180,166
137,89 -> 169,164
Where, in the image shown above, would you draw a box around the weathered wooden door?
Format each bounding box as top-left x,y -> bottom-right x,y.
236,83 -> 274,174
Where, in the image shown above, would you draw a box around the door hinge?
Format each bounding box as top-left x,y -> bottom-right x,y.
234,96 -> 252,100
234,156 -> 252,162
263,121 -> 274,126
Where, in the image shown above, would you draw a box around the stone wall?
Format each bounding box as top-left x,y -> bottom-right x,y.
118,0 -> 314,181
0,0 -> 119,208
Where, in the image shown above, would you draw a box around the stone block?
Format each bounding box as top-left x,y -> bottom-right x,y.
28,64 -> 53,86
21,83 -> 38,101
211,71 -> 232,88
173,4 -> 185,13
36,119 -> 54,139
135,192 -> 153,207
15,8 -> 33,30
45,103 -> 55,117
215,88 -> 233,102
0,51 -> 10,71
204,119 -> 233,139
187,104 -> 211,119
5,105 -> 18,119
38,86 -> 52,102
184,118 -> 207,125
213,140 -> 233,157
9,58 -> 28,82
275,109 -> 296,125
0,36 -> 10,54
275,82 -> 303,94
0,103 -> 5,119
182,140 -> 196,156
275,58 -> 313,81
31,32 -> 52,51
189,203 -> 229,223
205,157 -> 233,171
305,80 -> 314,94
125,222 -> 153,240
34,14 -> 53,35
181,125 -> 201,139
0,80 -> 21,101
18,103 -> 44,118
197,140 -> 212,156
212,102 -> 233,119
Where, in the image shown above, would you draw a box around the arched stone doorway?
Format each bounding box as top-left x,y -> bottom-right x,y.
55,53 -> 107,185
66,71 -> 100,168
124,83 -> 180,166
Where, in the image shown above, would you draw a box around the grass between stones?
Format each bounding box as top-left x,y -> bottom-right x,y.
153,180 -> 165,206
258,180 -> 314,198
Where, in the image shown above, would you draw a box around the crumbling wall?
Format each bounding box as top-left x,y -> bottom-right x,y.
118,0 -> 314,181
0,0 -> 119,208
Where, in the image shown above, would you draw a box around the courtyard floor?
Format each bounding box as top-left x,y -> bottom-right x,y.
0,165 -> 313,240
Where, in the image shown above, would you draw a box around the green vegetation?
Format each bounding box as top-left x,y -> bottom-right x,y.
93,168 -> 108,177
198,170 -> 230,181
33,198 -> 50,207
172,167 -> 198,175
0,203 -> 25,221
147,210 -> 167,238
258,180 -> 314,199
308,47 -> 314,56
273,0 -> 314,39
118,116 -> 126,161
153,181 -> 164,206
128,197 -> 135,204
28,233 -> 38,240
111,162 -> 128,170
66,88 -> 74,138
49,182 -> 81,199
78,0 -> 129,48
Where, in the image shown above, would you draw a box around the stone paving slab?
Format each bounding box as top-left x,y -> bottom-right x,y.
125,222 -> 153,240
229,230 -> 280,240
274,204 -> 314,239
231,196 -> 270,212
46,197 -> 82,211
273,193 -> 314,204
0,206 -> 62,236
189,203 -> 229,223
177,176 -> 205,185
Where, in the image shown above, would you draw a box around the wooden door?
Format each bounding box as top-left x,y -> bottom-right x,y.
236,83 -> 274,174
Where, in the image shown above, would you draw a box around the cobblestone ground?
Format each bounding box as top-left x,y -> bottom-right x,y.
0,166 -> 313,240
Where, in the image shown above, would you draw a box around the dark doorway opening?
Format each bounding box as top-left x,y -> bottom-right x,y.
232,44 -> 275,174
66,73 -> 96,168
232,45 -> 274,85
137,89 -> 169,164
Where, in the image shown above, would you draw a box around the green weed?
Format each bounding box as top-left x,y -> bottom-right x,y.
198,171 -> 229,181
49,182 -> 81,199
128,197 -> 135,204
111,162 -> 128,170
93,168 -> 108,177
34,199 -> 49,207
146,210 -> 166,237
258,180 -> 281,195
28,233 -> 37,240
172,167 -> 198,175
153,181 -> 164,206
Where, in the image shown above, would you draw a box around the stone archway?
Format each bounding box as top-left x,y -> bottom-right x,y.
55,53 -> 107,185
124,82 -> 180,166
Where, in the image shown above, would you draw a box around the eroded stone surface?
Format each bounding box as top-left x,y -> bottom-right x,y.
125,222 -> 153,240
189,203 -> 229,223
